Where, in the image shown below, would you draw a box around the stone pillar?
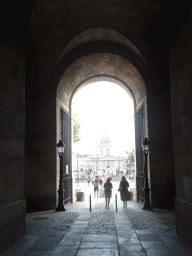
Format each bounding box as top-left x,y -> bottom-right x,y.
0,37 -> 26,254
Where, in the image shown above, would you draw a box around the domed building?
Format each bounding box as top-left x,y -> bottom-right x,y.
99,134 -> 112,156
92,134 -> 125,172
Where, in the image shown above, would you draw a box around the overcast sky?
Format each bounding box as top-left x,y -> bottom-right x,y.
72,81 -> 135,155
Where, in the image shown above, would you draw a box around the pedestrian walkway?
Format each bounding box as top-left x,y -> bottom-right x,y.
2,195 -> 192,256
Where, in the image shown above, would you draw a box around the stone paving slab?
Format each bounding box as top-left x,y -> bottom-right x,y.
137,233 -> 162,241
116,225 -> 134,233
82,234 -> 118,242
118,234 -> 141,246
116,230 -> 136,235
57,240 -> 81,248
119,245 -> 145,255
144,248 -> 175,256
58,233 -> 84,244
23,251 -> 52,256
141,240 -> 168,249
120,252 -> 146,256
28,235 -> 63,251
136,229 -> 174,234
50,247 -> 77,256
76,249 -> 119,256
79,241 -> 118,249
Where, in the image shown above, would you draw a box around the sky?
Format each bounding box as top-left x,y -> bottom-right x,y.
72,81 -> 135,156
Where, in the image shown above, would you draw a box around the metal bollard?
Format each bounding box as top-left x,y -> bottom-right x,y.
115,193 -> 117,211
90,194 -> 91,212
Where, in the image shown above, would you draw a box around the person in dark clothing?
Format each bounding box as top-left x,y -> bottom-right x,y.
94,176 -> 100,197
104,178 -> 113,209
119,176 -> 129,207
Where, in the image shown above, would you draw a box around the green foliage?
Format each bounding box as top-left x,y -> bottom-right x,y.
125,147 -> 135,172
73,111 -> 81,143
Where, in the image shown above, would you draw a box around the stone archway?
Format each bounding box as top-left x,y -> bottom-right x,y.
56,52 -> 148,204
54,33 -> 175,209
25,29 -> 175,212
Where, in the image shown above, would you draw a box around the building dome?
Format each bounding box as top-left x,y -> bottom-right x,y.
100,136 -> 111,145
100,132 -> 111,145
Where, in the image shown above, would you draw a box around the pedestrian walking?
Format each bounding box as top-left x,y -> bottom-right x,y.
119,176 -> 129,208
87,175 -> 91,186
104,178 -> 113,209
94,176 -> 100,197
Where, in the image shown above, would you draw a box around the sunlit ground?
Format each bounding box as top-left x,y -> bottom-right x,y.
74,179 -> 135,201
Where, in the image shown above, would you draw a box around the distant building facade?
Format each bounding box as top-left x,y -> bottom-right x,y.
92,134 -> 125,172
73,134 -> 126,173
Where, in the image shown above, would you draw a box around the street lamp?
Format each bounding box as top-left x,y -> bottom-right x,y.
142,138 -> 153,210
56,140 -> 65,211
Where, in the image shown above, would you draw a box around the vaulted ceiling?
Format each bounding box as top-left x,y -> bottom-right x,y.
28,0 -> 163,54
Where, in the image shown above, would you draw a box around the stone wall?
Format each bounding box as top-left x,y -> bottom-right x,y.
25,97 -> 57,212
169,6 -> 192,247
0,36 -> 26,254
147,93 -> 175,209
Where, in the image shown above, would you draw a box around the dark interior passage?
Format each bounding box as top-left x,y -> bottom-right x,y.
0,1 -> 191,254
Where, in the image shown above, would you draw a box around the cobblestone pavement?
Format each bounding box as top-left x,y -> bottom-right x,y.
126,206 -> 175,230
85,203 -> 116,235
26,211 -> 79,234
2,196 -> 192,256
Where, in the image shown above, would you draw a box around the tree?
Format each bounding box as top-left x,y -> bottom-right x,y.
73,111 -> 81,143
125,147 -> 135,172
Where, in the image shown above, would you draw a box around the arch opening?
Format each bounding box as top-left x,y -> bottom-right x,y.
56,52 -> 148,205
71,81 -> 136,202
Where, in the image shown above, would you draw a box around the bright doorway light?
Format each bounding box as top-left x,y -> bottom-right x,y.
72,81 -> 134,156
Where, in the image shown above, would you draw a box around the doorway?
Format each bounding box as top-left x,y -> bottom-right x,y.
71,81 -> 136,202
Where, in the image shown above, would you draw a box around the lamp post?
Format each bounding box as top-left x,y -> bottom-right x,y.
56,140 -> 65,211
142,138 -> 153,210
